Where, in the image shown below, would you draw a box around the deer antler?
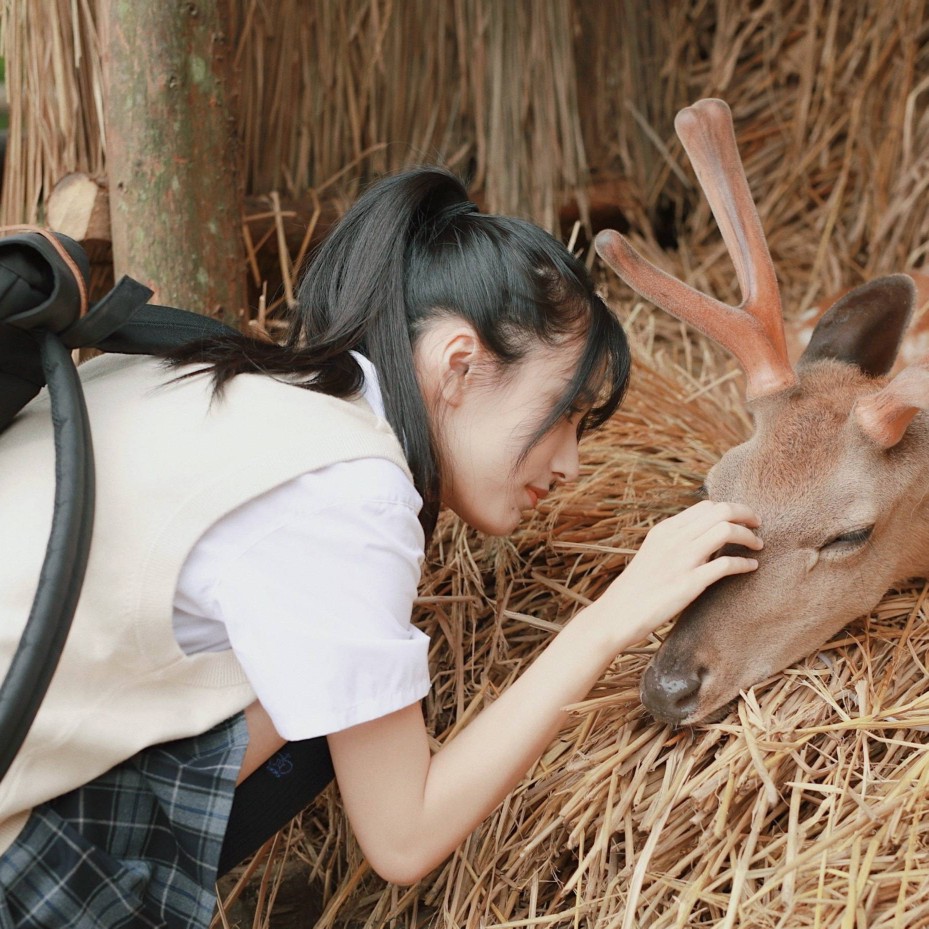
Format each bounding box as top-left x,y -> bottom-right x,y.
595,98 -> 797,400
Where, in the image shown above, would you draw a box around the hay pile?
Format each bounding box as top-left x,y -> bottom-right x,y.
217,333 -> 929,928
3,0 -> 929,925
214,3 -> 929,927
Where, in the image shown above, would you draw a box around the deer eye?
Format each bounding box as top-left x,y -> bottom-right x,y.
821,526 -> 873,552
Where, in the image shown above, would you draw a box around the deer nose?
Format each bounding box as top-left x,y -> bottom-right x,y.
640,662 -> 705,724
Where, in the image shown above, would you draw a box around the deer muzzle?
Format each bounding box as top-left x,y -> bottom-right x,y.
638,578 -> 750,726
640,660 -> 706,724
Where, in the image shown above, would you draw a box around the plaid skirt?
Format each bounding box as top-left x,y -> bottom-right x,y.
0,713 -> 249,929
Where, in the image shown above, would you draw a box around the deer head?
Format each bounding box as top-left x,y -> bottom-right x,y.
596,98 -> 929,725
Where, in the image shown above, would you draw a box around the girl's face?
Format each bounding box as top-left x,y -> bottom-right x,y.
418,320 -> 585,536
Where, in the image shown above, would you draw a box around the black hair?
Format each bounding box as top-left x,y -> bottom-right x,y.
164,166 -> 630,538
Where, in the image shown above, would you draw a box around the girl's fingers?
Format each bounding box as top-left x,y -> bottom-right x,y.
692,500 -> 760,530
697,553 -> 759,586
660,500 -> 761,537
722,502 -> 761,528
698,521 -> 764,554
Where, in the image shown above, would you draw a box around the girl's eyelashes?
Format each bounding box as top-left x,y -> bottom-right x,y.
693,483 -> 709,500
567,406 -> 592,439
563,400 -> 586,420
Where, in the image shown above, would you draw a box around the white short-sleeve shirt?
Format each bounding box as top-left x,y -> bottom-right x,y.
171,354 -> 431,740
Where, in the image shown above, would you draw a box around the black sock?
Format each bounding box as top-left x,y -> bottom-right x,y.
218,737 -> 334,874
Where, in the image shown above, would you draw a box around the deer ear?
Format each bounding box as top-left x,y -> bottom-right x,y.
855,364 -> 929,449
798,274 -> 915,377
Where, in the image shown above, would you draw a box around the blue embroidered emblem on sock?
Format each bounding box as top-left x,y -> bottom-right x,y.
265,751 -> 294,778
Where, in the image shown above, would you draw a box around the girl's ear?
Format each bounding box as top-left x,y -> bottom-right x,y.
440,329 -> 480,406
798,275 -> 915,377
417,318 -> 481,408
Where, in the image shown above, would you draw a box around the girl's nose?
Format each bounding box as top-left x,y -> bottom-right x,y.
552,434 -> 580,484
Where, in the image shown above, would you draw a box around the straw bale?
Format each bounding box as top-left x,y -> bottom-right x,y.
228,339 -> 929,929
224,0 -> 594,229
0,0 -> 106,226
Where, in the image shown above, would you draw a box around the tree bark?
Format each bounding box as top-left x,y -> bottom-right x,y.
100,0 -> 246,325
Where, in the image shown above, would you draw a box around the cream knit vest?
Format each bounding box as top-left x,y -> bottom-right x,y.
0,353 -> 411,853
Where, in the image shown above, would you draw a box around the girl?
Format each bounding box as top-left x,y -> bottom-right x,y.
0,166 -> 761,928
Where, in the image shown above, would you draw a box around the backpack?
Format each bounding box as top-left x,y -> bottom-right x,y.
0,226 -> 235,782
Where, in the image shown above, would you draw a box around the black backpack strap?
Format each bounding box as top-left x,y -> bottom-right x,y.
0,226 -> 234,783
81,297 -> 236,355
0,330 -> 95,783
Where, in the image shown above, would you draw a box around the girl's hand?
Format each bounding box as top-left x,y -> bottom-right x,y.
330,500 -> 762,885
601,500 -> 762,648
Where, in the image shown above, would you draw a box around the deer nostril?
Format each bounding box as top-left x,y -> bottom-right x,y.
641,663 -> 706,724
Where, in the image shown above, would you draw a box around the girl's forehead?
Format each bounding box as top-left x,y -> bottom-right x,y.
534,339 -> 588,383
503,343 -> 575,385
504,344 -> 586,410
524,336 -> 585,367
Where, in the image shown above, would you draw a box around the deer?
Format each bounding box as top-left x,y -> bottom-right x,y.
594,98 -> 929,726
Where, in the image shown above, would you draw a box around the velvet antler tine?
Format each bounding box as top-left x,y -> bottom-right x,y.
594,227 -> 796,400
595,229 -> 744,346
595,99 -> 797,400
674,102 -> 785,349
855,362 -> 929,449
674,99 -> 796,397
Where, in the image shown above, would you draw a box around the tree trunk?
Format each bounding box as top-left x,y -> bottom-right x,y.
100,0 -> 246,325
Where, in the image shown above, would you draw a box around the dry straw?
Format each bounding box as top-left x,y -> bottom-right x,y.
221,339 -> 929,928
1,0 -> 589,230
230,0 -> 590,230
216,2 -> 929,927
0,0 -> 106,227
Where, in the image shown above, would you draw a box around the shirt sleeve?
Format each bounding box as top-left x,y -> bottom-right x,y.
185,457 -> 430,741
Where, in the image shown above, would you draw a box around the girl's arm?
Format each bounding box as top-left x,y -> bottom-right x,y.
328,500 -> 761,885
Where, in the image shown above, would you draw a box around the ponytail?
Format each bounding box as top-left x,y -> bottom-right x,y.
291,168 -> 475,532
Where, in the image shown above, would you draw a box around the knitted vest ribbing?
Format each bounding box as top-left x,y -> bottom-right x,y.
0,354 -> 411,852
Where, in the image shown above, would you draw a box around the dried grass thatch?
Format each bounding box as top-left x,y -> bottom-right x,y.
213,3 -> 929,927
230,0 -> 590,230
0,0 -> 106,228
1,0 -> 590,230
274,354 -> 929,929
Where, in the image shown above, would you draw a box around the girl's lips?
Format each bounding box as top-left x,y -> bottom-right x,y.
526,486 -> 549,508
